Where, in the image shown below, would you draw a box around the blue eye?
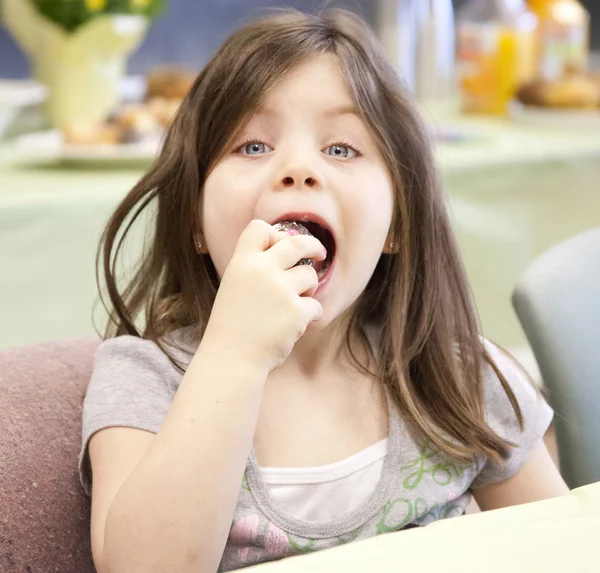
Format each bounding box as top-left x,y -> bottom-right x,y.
241,142 -> 272,155
324,144 -> 357,159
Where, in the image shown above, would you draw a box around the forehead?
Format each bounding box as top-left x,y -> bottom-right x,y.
254,55 -> 357,119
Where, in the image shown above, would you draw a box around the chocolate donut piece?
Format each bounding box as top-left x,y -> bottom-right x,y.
272,221 -> 314,267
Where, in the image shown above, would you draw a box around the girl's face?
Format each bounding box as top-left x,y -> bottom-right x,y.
201,55 -> 394,326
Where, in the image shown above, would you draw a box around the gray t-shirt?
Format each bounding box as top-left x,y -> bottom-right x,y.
79,329 -> 553,571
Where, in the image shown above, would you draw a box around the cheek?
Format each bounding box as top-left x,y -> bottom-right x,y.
201,167 -> 255,276
336,173 -> 394,290
348,174 -> 394,249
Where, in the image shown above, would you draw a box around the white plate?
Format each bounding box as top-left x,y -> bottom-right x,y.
508,101 -> 600,130
0,80 -> 48,137
0,79 -> 47,106
15,129 -> 162,165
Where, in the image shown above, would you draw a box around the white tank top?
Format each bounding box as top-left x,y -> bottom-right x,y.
260,439 -> 388,523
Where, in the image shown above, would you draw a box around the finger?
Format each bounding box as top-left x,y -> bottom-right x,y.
299,297 -> 323,324
286,264 -> 319,297
235,219 -> 275,256
267,234 -> 327,269
270,230 -> 295,247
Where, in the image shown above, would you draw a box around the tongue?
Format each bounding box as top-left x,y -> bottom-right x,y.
313,260 -> 324,274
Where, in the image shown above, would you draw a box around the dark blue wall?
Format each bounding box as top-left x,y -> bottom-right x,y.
0,0 -> 598,79
0,0 -> 375,78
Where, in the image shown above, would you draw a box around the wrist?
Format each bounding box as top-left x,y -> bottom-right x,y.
195,331 -> 269,384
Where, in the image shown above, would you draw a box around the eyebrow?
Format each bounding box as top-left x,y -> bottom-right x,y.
320,104 -> 360,118
255,104 -> 360,119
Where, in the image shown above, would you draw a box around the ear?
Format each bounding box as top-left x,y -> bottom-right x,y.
194,198 -> 210,255
194,230 -> 210,255
382,236 -> 400,255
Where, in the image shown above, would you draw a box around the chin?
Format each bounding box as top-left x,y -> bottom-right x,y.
310,299 -> 353,332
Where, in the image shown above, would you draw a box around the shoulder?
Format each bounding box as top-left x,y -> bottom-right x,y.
87,326 -> 199,401
479,338 -> 547,432
471,338 -> 554,487
94,334 -> 166,366
93,326 -> 198,377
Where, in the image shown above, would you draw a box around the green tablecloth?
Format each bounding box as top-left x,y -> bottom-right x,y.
1,113 -> 600,351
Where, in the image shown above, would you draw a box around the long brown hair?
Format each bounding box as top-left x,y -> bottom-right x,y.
98,8 -> 523,464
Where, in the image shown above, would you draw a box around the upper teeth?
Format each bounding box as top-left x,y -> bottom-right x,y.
273,220 -> 311,236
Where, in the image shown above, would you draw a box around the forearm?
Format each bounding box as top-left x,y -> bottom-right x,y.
101,341 -> 267,573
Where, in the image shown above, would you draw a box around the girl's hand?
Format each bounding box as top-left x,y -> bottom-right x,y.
203,219 -> 326,373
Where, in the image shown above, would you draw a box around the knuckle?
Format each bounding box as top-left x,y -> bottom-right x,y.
291,234 -> 309,247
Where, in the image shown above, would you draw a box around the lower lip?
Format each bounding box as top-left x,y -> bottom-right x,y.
315,257 -> 335,296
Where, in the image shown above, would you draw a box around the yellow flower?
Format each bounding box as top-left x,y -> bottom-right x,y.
131,0 -> 152,8
84,0 -> 107,12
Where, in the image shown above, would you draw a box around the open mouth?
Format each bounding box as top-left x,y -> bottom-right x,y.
301,221 -> 336,279
274,219 -> 336,280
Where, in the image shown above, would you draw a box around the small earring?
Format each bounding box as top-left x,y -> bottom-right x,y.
195,239 -> 203,253
389,241 -> 395,250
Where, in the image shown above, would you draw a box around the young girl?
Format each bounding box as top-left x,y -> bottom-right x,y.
79,8 -> 568,573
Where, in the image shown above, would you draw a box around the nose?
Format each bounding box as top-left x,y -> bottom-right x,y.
273,158 -> 324,192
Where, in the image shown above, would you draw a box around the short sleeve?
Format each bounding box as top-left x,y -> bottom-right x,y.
78,335 -> 189,497
471,340 -> 554,488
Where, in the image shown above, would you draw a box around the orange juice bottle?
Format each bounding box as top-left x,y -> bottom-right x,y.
527,0 -> 590,79
456,0 -> 538,115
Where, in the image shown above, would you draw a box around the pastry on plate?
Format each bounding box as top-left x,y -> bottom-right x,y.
111,104 -> 161,143
517,74 -> 600,109
146,66 -> 196,100
63,121 -> 121,145
146,97 -> 181,127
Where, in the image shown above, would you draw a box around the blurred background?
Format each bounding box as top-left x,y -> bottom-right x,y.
1,1 -> 599,77
1,0 -> 599,385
